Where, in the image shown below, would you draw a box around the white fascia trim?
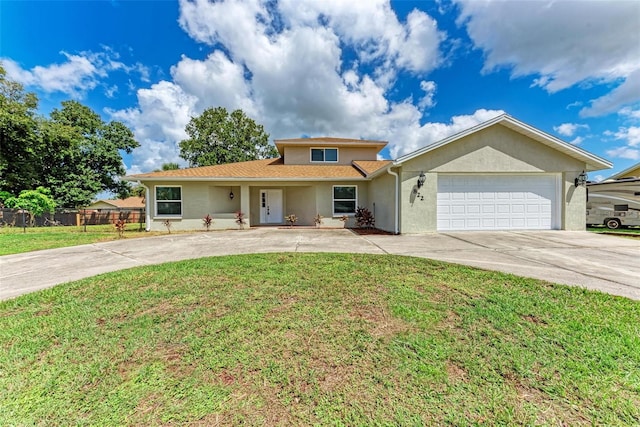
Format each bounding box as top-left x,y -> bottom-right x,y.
123,177 -> 370,182
394,114 -> 612,171
608,162 -> 640,180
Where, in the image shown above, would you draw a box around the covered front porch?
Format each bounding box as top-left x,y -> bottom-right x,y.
147,181 -> 365,232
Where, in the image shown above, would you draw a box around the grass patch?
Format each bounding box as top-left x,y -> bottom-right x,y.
1,253 -> 638,425
0,224 -> 160,255
587,226 -> 640,238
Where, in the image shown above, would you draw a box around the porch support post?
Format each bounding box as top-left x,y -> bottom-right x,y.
241,184 -> 250,227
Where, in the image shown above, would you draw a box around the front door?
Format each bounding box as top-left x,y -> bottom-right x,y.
260,189 -> 283,224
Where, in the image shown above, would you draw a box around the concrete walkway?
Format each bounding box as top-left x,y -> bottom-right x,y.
1,229 -> 639,301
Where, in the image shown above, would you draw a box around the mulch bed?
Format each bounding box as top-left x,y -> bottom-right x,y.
348,228 -> 395,236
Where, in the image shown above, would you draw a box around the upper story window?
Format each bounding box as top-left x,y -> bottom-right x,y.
311,148 -> 338,163
155,186 -> 182,217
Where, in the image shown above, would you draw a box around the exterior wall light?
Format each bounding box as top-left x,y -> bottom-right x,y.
417,172 -> 426,188
574,171 -> 588,187
229,188 -> 235,200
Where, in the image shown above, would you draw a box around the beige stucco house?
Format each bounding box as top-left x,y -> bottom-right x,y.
86,197 -> 145,210
124,114 -> 611,233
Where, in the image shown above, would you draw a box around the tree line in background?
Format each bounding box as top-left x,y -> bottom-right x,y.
0,66 -> 139,209
1,64 -> 277,213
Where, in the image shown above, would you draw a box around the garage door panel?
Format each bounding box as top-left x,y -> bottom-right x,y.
437,175 -> 557,231
467,205 -> 481,214
452,205 -> 465,214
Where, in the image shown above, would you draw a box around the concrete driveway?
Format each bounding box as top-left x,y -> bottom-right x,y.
1,229 -> 639,301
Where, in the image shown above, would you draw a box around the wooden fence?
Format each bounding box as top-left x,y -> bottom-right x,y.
0,208 -> 145,228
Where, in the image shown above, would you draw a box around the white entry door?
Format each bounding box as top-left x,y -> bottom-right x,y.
260,189 -> 283,224
437,175 -> 559,231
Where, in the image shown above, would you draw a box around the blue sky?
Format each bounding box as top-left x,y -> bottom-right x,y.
2,0 -> 639,180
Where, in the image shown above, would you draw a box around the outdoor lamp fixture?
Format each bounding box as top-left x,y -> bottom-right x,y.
574,171 -> 588,187
417,172 -> 426,188
229,188 -> 235,200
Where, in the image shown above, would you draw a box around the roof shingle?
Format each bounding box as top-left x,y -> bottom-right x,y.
127,158 -> 393,180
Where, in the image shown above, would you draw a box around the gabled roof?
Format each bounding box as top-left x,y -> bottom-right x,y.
124,158 -> 393,181
353,160 -> 392,175
608,162 -> 640,179
394,114 -> 612,172
88,197 -> 145,209
274,137 -> 387,156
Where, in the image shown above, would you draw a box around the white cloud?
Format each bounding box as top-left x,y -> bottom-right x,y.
1,49 -> 150,97
2,53 -> 100,97
385,108 -> 505,158
581,69 -> 640,117
569,136 -> 584,146
107,80 -> 198,173
606,147 -> 640,161
619,107 -> 640,120
111,0 -> 457,172
455,0 -> 640,115
180,0 -> 445,80
553,123 -> 589,137
104,84 -> 118,98
602,125 -> 640,162
171,51 -> 256,115
418,80 -> 436,110
611,126 -> 640,147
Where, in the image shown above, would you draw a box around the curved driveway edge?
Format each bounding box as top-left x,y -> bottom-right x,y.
1,229 -> 639,301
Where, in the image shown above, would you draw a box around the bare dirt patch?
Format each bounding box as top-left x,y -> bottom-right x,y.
446,360 -> 468,383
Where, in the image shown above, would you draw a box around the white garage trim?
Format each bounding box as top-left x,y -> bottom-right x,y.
437,174 -> 560,231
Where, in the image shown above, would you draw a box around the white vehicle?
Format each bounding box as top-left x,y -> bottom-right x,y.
586,178 -> 640,229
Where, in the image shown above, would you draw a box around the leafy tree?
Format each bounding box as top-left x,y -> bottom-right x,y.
41,101 -> 139,207
179,107 -> 277,167
0,68 -> 139,208
0,65 -> 41,192
154,162 -> 180,172
129,185 -> 146,198
4,187 -> 56,225
0,190 -> 12,207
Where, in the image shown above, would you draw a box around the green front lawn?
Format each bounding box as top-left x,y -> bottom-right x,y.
0,224 -> 156,256
1,253 -> 638,425
588,225 -> 640,235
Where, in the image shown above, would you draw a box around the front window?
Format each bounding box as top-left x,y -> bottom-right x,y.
333,185 -> 357,215
311,148 -> 338,162
155,186 -> 182,216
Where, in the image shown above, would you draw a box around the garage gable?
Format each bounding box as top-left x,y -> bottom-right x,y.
395,114 -> 612,233
396,114 -> 611,173
402,123 -> 585,173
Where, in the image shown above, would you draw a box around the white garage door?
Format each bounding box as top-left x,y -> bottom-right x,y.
437,175 -> 558,231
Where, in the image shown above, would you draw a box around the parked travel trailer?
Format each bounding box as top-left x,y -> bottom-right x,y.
586,178 -> 640,229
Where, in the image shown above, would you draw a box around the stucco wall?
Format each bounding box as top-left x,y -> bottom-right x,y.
562,172 -> 587,230
368,172 -> 397,233
398,124 -> 589,233
401,125 -> 585,173
283,146 -> 379,164
313,181 -> 369,228
248,185 -> 316,226
143,181 -> 240,231
400,171 -> 438,233
143,180 -> 370,231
